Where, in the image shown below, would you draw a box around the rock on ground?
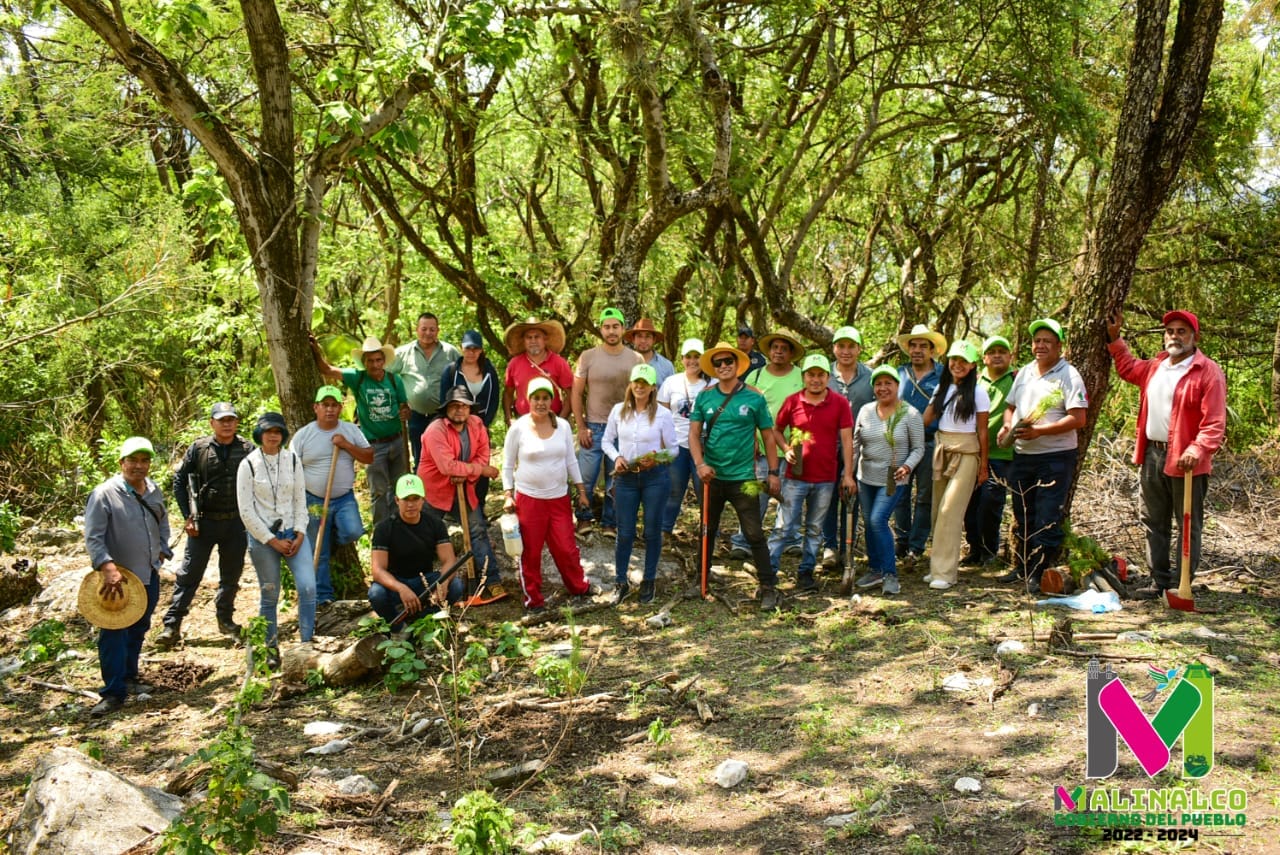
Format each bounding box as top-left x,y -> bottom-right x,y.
11,746 -> 184,855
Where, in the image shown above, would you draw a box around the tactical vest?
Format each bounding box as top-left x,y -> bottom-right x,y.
189,436 -> 253,513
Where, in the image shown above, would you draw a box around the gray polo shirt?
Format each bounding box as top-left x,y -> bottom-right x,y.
1006,357 -> 1089,454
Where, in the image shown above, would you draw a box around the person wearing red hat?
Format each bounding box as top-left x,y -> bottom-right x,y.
1106,309 -> 1226,598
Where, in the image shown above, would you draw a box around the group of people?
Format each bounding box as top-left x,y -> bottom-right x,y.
81,305 -> 1225,715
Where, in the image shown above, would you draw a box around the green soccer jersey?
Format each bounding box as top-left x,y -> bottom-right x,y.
690,383 -> 774,482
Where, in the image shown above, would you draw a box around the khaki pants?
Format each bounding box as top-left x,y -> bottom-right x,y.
929,430 -> 981,584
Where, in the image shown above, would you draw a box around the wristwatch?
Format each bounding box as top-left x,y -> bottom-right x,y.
768,467 -> 780,476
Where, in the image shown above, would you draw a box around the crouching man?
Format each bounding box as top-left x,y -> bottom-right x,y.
368,474 -> 465,624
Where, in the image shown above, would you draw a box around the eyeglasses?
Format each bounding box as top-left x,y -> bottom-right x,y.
711,356 -> 736,368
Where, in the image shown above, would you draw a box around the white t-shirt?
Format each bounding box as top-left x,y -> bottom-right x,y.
657,373 -> 710,447
936,384 -> 991,433
1145,352 -> 1196,442
502,416 -> 583,500
289,420 -> 370,497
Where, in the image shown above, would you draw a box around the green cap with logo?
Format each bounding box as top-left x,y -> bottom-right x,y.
118,436 -> 155,459
599,307 -> 625,325
946,340 -> 981,364
801,353 -> 831,374
1028,318 -> 1064,341
315,385 -> 344,403
832,326 -> 863,346
870,365 -> 900,385
982,335 -> 1011,354
395,474 -> 425,499
629,363 -> 658,385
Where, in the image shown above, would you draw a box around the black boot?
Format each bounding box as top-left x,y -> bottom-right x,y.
639,580 -> 656,604
613,582 -> 630,605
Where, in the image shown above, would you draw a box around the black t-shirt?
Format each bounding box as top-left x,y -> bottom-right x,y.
371,513 -> 450,580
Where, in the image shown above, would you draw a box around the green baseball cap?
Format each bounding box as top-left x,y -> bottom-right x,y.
526,377 -> 555,398
395,474 -> 425,499
599,307 -> 625,325
630,363 -> 658,385
870,365 -> 900,385
118,436 -> 154,459
832,325 -> 863,346
946,340 -> 981,364
314,384 -> 344,403
1028,318 -> 1064,341
801,353 -> 831,374
982,335 -> 1012,353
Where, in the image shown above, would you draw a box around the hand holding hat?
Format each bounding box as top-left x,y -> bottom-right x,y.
78,564 -> 148,629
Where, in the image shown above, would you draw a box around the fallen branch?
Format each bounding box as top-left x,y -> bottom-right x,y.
24,677 -> 99,701
1051,649 -> 1160,662
491,691 -> 619,714
370,778 -> 399,816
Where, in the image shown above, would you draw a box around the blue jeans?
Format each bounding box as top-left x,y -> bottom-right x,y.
98,571 -> 160,700
769,479 -> 834,576
247,532 -> 317,647
161,515 -> 246,629
964,457 -> 1011,563
729,457 -> 800,552
613,464 -> 670,584
306,490 -> 364,604
576,422 -> 615,528
661,445 -> 702,533
369,573 -> 465,624
859,480 -> 904,576
423,500 -> 501,587
367,437 -> 408,529
1009,449 -> 1077,577
894,439 -> 934,554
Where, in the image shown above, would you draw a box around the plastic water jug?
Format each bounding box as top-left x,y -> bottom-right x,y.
499,513 -> 522,556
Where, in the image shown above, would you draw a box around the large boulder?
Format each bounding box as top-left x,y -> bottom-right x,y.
10,746 -> 184,855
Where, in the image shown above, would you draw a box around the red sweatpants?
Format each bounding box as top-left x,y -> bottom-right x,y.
515,492 -> 589,607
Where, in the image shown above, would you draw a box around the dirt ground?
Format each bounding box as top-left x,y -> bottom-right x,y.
2,440 -> 1279,854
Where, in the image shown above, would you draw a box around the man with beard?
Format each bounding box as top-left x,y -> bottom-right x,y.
1106,310 -> 1225,598
894,324 -> 946,564
418,387 -> 505,602
310,335 -> 410,527
625,318 -> 675,386
571,308 -> 643,535
390,312 -> 460,467
503,318 -> 574,419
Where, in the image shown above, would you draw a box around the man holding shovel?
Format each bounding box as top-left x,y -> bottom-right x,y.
418,386 -> 506,603
291,386 -> 373,607
1106,310 -> 1226,600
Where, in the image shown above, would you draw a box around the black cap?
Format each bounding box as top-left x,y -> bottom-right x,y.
461,330 -> 484,349
252,412 -> 289,445
737,325 -> 755,338
210,402 -> 238,420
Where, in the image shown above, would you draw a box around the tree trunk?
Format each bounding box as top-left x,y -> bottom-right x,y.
1067,0 -> 1223,511
1271,316 -> 1280,419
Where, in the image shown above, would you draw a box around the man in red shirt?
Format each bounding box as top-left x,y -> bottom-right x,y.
1106,310 -> 1226,598
418,387 -> 506,602
767,354 -> 855,593
503,318 -> 574,420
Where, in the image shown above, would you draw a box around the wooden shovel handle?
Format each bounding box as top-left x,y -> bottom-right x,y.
312,446 -> 340,568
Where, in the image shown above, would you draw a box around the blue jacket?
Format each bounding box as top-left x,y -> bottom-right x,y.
898,361 -> 943,439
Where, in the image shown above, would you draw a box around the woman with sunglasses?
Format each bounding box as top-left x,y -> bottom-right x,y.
657,338 -> 710,536
502,378 -> 593,611
604,363 -> 677,604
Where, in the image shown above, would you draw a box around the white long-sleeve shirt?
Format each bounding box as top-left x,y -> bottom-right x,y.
502,416 -> 583,499
236,448 -> 309,545
603,403 -> 676,464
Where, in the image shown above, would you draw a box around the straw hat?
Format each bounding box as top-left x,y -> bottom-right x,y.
78,566 -> 147,629
351,336 -> 395,365
758,332 -> 805,362
698,342 -> 750,377
895,324 -> 947,355
504,318 -> 567,355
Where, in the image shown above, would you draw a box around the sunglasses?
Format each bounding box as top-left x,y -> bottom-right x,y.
711,356 -> 736,368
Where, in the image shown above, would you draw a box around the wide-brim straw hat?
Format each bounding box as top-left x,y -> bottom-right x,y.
504,318 -> 567,355
895,324 -> 947,355
78,566 -> 147,629
757,332 -> 805,362
699,343 -> 750,377
351,336 -> 395,365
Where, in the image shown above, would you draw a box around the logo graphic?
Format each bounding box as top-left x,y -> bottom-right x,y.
1085,659 -> 1214,779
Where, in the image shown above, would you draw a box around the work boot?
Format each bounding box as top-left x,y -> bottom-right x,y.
760,586 -> 780,611
639,580 -> 656,604
613,582 -> 631,605
217,618 -> 242,641
90,695 -> 125,717
125,678 -> 154,695
997,568 -> 1026,584
154,625 -> 181,650
796,573 -> 818,594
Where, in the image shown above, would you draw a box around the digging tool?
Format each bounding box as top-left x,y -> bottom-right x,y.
1165,469 -> 1196,612
838,492 -> 856,596
457,481 -> 477,595
700,480 -> 710,599
390,549 -> 474,628
312,446 -> 340,568
401,417 -> 412,470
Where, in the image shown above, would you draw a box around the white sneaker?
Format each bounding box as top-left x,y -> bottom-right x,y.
821,548 -> 838,569
929,579 -> 953,590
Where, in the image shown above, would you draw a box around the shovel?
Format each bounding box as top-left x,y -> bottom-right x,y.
838,492 -> 856,596
312,446 -> 340,568
700,480 -> 710,599
1164,469 -> 1195,612
457,482 -> 477,596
